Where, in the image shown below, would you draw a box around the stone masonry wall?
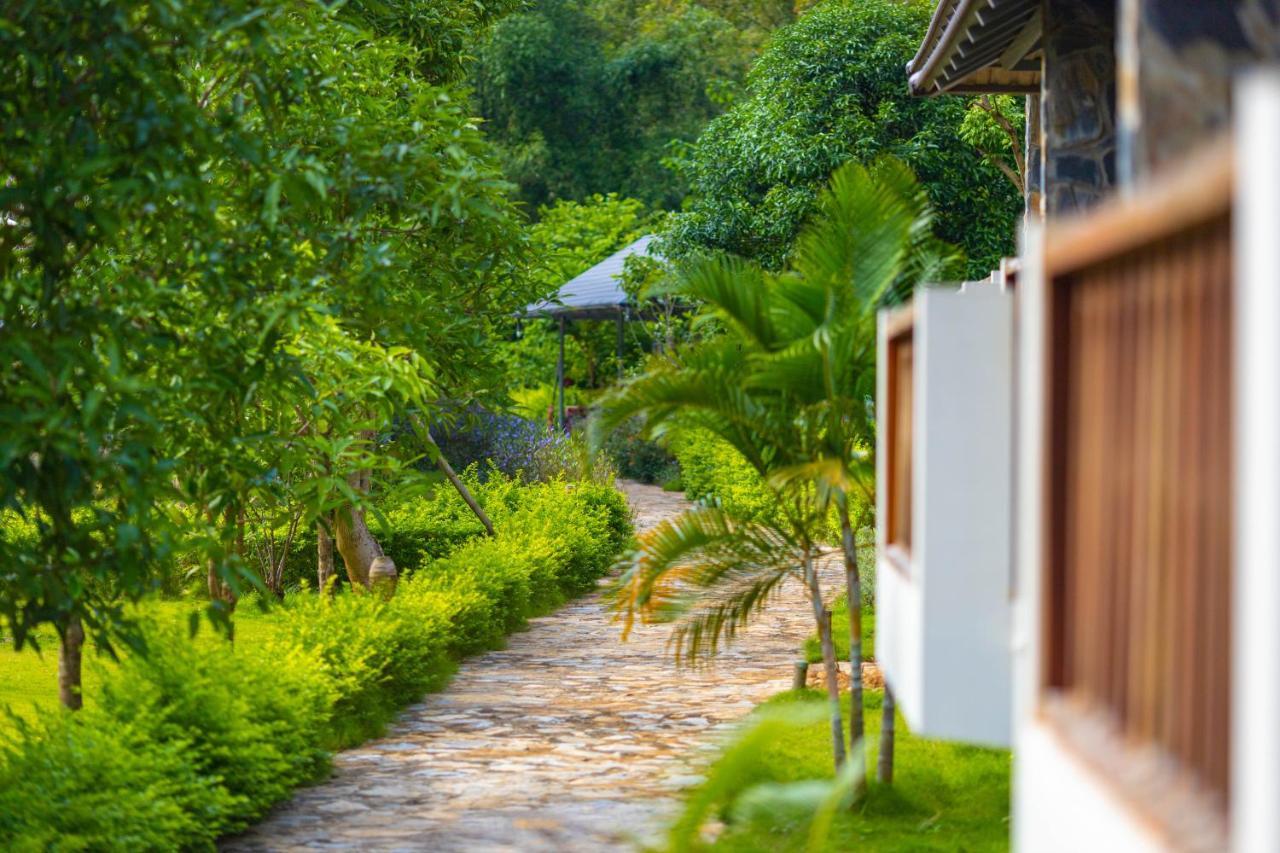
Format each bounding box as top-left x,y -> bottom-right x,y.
1041,0 -> 1119,215
1118,0 -> 1280,186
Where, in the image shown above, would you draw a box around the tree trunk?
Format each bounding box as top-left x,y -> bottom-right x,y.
419,423 -> 495,537
837,496 -> 866,780
205,506 -> 239,612
878,684 -> 897,784
316,514 -> 335,594
58,615 -> 84,711
334,470 -> 384,590
805,548 -> 846,770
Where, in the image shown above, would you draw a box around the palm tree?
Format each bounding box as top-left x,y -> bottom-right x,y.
597,158 -> 961,780
749,159 -> 962,778
599,333 -> 850,767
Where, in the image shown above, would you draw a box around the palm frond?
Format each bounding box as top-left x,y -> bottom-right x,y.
665,564 -> 796,664
674,255 -> 779,349
611,505 -> 803,645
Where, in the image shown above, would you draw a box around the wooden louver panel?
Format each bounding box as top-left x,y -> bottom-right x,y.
887,330 -> 914,553
1044,212 -> 1233,813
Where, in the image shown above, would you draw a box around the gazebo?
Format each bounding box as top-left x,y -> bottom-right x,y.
523,235 -> 659,429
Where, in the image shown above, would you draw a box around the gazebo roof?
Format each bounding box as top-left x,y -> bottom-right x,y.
524,235 -> 658,320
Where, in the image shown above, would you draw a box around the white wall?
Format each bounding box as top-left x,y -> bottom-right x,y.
915,285 -> 1014,747
1232,69 -> 1280,853
876,554 -> 924,727
875,285 -> 1014,749
1017,720 -> 1166,853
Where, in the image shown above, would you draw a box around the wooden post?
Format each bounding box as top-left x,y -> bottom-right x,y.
556,316 -> 566,431
616,309 -> 625,380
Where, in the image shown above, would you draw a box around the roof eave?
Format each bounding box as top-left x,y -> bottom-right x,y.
906,0 -> 1042,97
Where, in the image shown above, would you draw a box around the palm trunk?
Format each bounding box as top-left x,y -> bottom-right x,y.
804,547 -> 846,770
57,615 -> 84,711
878,684 -> 896,784
837,496 -> 865,778
316,514 -> 335,594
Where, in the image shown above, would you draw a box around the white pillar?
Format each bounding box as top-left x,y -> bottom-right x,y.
1232,68 -> 1280,853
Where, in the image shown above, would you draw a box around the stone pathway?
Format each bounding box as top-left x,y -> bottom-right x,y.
227,481 -> 829,852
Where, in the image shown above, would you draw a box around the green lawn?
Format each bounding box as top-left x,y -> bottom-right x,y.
678,689 -> 1011,852
805,595 -> 875,663
0,600 -> 283,733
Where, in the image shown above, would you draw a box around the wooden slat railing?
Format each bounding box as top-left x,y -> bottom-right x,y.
1042,150 -> 1234,828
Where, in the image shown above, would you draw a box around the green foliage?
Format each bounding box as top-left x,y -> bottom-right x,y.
672,430 -> 781,523
0,0 -> 536,666
99,628 -> 333,834
0,714 -> 228,850
804,595 -> 875,664
665,0 -> 1021,277
472,0 -> 761,209
0,479 -> 631,849
602,417 -> 680,484
671,691 -> 1011,851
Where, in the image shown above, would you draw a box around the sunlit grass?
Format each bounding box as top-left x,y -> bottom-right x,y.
804,595 -> 875,663
0,600 -> 284,732
681,689 -> 1010,851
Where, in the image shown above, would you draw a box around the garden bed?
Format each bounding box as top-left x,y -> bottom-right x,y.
0,476 -> 630,849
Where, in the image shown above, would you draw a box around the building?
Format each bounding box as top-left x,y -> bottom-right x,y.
876,2 -> 1280,850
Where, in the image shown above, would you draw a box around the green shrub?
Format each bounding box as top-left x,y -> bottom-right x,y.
602,416 -> 679,484
0,476 -> 633,850
672,430 -> 781,523
275,592 -> 456,748
98,627 -> 333,834
0,714 -> 229,850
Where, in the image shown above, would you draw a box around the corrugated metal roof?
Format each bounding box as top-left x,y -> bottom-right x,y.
524,235 -> 658,319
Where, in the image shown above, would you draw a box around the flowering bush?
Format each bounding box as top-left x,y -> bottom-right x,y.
432,407 -> 614,484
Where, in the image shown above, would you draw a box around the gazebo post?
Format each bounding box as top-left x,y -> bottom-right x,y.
556,315 -> 566,431
616,308 -> 625,380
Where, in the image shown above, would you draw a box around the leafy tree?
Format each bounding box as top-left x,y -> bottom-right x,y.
472,0 -> 758,209
0,0 -> 530,707
664,0 -> 1022,278
959,94 -> 1027,195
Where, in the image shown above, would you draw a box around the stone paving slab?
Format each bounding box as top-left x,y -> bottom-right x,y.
225,481 -> 836,852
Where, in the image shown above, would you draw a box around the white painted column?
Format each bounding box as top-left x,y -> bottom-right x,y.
1011,221 -> 1046,852
1232,68 -> 1280,853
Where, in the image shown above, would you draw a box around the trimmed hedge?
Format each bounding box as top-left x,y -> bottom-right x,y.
672,429 -> 782,523
671,430 -> 858,544
0,477 -> 630,850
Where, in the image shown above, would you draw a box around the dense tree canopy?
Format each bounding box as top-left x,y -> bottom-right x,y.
471,0 -> 768,210
0,0 -> 533,664
664,0 -> 1024,277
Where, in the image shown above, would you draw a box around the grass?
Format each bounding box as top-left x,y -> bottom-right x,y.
677,689 -> 1011,851
0,599 -> 282,733
805,594 -> 875,663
